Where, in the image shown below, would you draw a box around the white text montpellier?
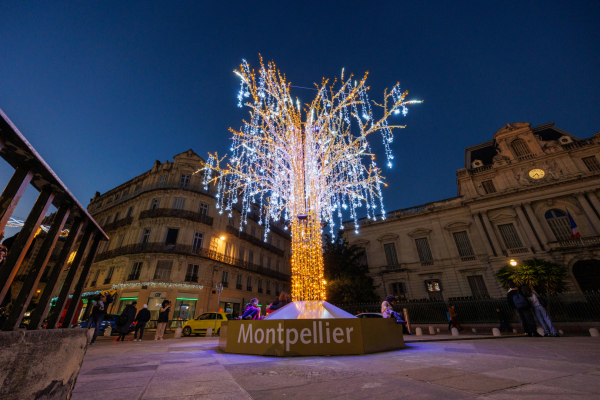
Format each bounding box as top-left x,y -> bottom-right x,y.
237,322 -> 354,351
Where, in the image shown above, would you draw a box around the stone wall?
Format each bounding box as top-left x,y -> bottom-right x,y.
0,329 -> 88,399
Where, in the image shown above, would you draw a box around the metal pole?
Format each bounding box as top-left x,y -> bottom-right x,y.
214,282 -> 223,336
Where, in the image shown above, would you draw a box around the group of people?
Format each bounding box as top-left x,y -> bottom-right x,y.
507,280 -> 558,337
86,293 -> 171,344
236,291 -> 292,320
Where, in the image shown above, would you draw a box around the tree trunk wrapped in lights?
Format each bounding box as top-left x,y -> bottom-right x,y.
200,57 -> 420,301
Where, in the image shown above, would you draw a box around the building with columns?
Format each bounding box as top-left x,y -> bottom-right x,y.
343,122 -> 600,301
82,150 -> 291,326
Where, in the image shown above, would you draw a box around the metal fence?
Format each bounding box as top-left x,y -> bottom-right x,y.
335,292 -> 600,324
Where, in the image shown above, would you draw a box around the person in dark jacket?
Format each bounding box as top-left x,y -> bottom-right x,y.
496,308 -> 510,332
86,291 -> 114,345
134,304 -> 151,341
507,280 -> 541,337
267,291 -> 292,313
116,301 -> 137,342
155,300 -> 171,340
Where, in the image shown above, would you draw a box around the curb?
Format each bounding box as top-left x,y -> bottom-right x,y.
405,334 -> 526,343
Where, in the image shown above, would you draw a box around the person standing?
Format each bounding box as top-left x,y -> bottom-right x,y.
87,291 -> 113,345
447,305 -> 465,332
521,285 -> 559,337
134,304 -> 151,341
116,301 -> 137,342
496,308 -> 510,332
155,300 -> 170,340
507,280 -> 541,337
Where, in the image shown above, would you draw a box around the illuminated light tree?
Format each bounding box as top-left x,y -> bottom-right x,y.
200,57 -> 421,301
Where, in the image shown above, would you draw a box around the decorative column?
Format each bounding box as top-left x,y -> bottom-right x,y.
523,202 -> 549,250
575,192 -> 600,235
481,211 -> 503,256
513,204 -> 542,252
472,212 -> 495,257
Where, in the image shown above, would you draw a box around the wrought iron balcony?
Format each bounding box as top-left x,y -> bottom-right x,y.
102,216 -> 133,232
236,284 -> 243,290
222,281 -> 229,288
139,208 -> 213,226
184,274 -> 199,283
507,247 -> 530,255
548,236 -> 600,250
225,225 -> 284,256
95,242 -> 290,280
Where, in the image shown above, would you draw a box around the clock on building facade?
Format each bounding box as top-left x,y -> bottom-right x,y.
528,168 -> 545,179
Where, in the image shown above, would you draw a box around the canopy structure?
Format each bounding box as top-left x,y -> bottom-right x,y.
263,300 -> 356,320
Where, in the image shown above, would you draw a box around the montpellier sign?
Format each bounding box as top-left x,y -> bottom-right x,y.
219,318 -> 405,356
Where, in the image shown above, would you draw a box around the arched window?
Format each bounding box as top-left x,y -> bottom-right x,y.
511,139 -> 531,157
545,210 -> 571,241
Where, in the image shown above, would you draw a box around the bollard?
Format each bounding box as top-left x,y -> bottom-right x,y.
451,327 -> 459,337
590,328 -> 600,337
492,328 -> 501,337
415,327 -> 423,336
559,330 -> 564,335
472,328 -> 476,333
429,326 -> 435,335
174,327 -> 182,339
513,328 -> 518,334
537,327 -> 545,336
103,325 -> 112,337
206,327 -> 213,337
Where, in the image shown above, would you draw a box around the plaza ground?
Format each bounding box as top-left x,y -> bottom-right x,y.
73,333 -> 600,399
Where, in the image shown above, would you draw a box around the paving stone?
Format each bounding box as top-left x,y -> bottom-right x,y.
432,373 -> 524,394
478,383 -> 595,399
73,376 -> 152,392
482,367 -> 573,383
540,373 -> 600,394
399,366 -> 469,382
71,386 -> 146,400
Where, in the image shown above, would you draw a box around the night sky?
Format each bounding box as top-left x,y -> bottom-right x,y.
1,1 -> 599,237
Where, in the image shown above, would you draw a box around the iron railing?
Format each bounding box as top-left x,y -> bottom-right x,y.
102,216 -> 134,232
225,225 -> 284,256
335,292 -> 600,324
96,242 -> 290,280
139,208 -> 213,226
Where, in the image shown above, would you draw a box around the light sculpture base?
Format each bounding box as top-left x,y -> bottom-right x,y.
218,301 -> 405,357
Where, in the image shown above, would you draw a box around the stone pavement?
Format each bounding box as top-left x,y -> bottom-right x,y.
73,335 -> 600,399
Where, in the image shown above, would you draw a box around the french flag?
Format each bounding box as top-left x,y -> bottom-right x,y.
567,209 -> 581,239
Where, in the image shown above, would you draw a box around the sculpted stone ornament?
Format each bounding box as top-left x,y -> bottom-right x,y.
514,168 -> 533,186
544,161 -> 562,180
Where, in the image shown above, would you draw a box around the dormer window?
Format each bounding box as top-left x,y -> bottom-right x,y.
511,139 -> 531,157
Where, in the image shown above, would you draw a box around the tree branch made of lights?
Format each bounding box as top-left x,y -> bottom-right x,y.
198,57 -> 421,301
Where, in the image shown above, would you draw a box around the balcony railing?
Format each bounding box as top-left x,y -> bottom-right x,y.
460,255 -> 477,262
562,138 -> 594,151
95,242 -> 290,280
470,164 -> 493,174
102,216 -> 134,232
226,225 -> 284,256
518,154 -> 536,162
91,181 -> 214,215
103,278 -> 112,285
380,264 -> 406,272
247,286 -> 252,291
184,275 -> 199,283
266,289 -> 271,295
139,208 -> 213,226
507,247 -> 530,255
258,288 -> 263,293
127,273 -> 140,281
236,284 -> 243,290
548,236 -> 600,250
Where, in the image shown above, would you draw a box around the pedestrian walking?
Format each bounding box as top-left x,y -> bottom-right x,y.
507,280 -> 541,337
155,300 -> 171,340
86,291 -> 113,345
116,301 -> 137,342
446,310 -> 452,332
496,308 -> 510,332
134,304 -> 151,341
521,285 -> 559,337
447,305 -> 465,332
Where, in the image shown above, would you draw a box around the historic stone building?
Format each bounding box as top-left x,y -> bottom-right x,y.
343,122 -> 600,301
83,150 -> 291,325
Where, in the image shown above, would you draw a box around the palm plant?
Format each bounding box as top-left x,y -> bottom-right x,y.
496,258 -> 568,294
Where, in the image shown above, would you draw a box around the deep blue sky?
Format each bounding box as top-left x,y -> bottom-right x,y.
1,1 -> 599,236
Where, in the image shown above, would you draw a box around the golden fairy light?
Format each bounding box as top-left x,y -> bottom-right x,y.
200,57 -> 420,301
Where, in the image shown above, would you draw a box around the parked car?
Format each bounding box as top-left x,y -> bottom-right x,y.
72,314 -> 135,333
181,312 -> 232,336
356,313 -> 383,318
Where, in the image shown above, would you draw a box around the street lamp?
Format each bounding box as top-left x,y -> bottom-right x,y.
509,259 -> 517,267
509,259 -> 520,283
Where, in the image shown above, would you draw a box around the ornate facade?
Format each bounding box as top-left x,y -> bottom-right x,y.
84,150 -> 291,324
343,122 -> 600,300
